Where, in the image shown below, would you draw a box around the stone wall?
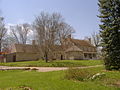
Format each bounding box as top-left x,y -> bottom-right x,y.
52,51 -> 65,60
0,56 -> 5,63
16,52 -> 41,61
66,51 -> 84,60
5,52 -> 41,62
6,53 -> 16,62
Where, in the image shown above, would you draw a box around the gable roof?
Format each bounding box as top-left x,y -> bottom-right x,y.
13,44 -> 41,53
50,45 -> 65,51
66,45 -> 83,52
12,44 -> 64,53
10,38 -> 96,53
70,38 -> 95,48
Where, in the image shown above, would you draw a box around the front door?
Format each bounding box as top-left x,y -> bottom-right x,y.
61,55 -> 63,60
13,55 -> 16,62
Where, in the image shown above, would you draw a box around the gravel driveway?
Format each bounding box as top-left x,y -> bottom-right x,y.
0,65 -> 102,72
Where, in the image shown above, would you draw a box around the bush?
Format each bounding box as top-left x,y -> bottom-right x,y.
65,67 -> 92,81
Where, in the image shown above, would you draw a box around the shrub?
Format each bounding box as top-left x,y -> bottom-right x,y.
65,67 -> 92,81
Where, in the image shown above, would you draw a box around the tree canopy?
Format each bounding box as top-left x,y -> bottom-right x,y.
98,0 -> 120,70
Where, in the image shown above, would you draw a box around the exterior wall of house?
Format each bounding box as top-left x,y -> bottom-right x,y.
83,53 -> 96,60
52,51 -> 65,60
5,53 -> 16,62
66,51 -> 84,60
0,55 -> 6,62
5,52 -> 41,62
15,52 -> 41,61
82,46 -> 96,52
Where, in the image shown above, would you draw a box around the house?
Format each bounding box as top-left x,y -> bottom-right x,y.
4,37 -> 97,62
62,38 -> 97,60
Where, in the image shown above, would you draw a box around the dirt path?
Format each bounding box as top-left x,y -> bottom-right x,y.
0,65 -> 102,72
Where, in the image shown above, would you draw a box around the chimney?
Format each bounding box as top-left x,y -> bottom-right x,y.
84,37 -> 91,44
32,40 -> 36,45
88,38 -> 91,44
68,34 -> 71,39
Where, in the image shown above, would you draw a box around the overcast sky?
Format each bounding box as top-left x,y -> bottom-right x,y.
0,0 -> 100,39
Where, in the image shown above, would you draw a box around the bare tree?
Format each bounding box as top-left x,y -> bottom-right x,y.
91,32 -> 101,48
0,17 -> 7,52
33,12 -> 74,62
10,23 -> 31,44
57,22 -> 74,45
91,32 -> 102,59
2,35 -> 17,52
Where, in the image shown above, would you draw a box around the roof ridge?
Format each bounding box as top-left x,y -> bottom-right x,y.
70,38 -> 95,47
66,45 -> 83,52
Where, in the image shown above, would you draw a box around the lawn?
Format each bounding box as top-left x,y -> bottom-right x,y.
0,60 -> 103,67
0,67 -> 119,90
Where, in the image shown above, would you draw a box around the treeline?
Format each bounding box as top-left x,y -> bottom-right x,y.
0,12 -> 75,52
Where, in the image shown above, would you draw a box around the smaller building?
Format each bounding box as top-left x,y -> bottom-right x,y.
5,44 -> 42,62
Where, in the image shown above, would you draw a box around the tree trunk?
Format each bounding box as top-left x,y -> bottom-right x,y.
0,42 -> 2,52
45,52 -> 48,63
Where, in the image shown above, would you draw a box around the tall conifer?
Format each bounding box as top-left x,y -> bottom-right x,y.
98,0 -> 120,70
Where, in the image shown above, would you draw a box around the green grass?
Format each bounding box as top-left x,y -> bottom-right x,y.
0,60 -> 103,67
0,67 -> 119,90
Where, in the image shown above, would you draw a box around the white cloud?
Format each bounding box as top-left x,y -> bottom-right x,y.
17,19 -> 26,24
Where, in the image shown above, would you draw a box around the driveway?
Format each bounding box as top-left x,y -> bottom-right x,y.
0,65 -> 102,72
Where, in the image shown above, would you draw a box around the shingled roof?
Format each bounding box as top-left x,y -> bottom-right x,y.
70,39 -> 95,48
11,44 -> 65,53
13,44 -> 41,53
66,45 -> 83,52
10,38 -> 96,54
50,45 -> 65,51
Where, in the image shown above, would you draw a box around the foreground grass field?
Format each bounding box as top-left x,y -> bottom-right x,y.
0,67 -> 119,90
0,60 -> 103,67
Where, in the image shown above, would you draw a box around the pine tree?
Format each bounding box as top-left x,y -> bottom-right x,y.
98,0 -> 120,70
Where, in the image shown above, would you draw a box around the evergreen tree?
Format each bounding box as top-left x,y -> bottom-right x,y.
98,0 -> 120,70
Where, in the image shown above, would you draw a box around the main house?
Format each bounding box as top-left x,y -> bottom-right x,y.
5,37 -> 97,62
